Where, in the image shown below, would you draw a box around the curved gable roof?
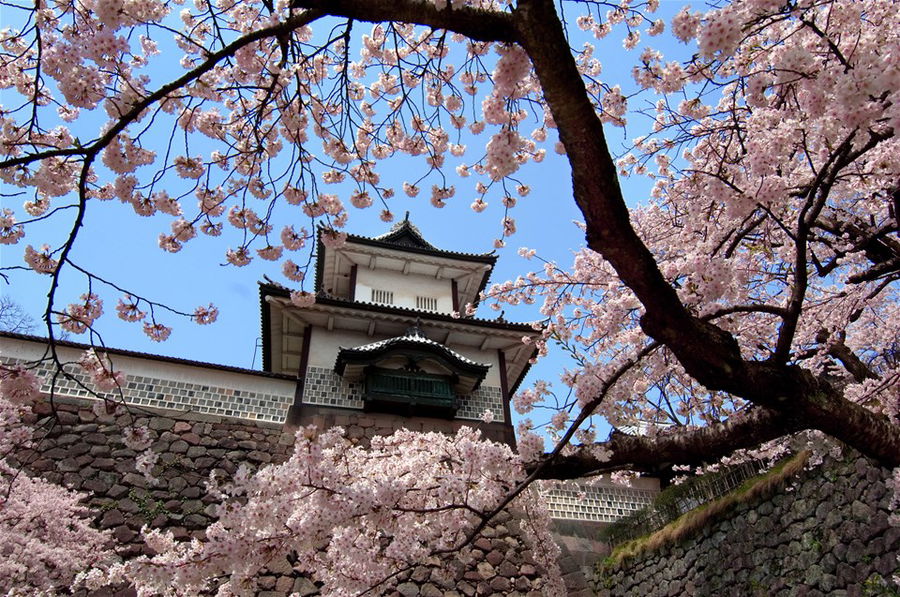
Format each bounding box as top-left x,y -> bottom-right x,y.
334,330 -> 490,381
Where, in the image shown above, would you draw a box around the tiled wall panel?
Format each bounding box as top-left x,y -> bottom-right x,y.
2,358 -> 294,423
542,482 -> 658,523
302,366 -> 505,422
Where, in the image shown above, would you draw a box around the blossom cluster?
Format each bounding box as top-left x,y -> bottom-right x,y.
0,366 -> 112,593
486,0 -> 900,470
86,426 -> 565,596
78,348 -> 126,392
57,293 -> 103,334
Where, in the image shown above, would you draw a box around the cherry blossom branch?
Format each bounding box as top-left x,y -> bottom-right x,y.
512,0 -> 900,467
0,10 -> 327,171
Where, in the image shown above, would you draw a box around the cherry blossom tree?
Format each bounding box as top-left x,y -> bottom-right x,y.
0,366 -> 111,594
1,0 -> 899,593
80,426 -> 565,596
0,296 -> 36,334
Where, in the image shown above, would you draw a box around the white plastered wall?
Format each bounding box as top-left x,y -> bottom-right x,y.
1,336 -> 296,422
355,269 -> 454,313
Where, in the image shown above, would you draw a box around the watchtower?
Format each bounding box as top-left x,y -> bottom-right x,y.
259,216 -> 540,444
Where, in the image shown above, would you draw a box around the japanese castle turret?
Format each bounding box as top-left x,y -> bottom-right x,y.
259,216 -> 541,444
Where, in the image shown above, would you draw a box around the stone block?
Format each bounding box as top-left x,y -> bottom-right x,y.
845,540 -> 866,564
485,550 -> 503,566
274,576 -> 294,593
58,457 -> 82,472
186,446 -> 207,458
101,509 -> 126,529
292,577 -> 318,596
55,411 -> 79,425
122,473 -> 149,488
497,561 -> 518,578
113,525 -> 137,544
84,432 -> 108,445
248,450 -> 272,463
489,576 -> 511,592
184,514 -> 208,530
475,562 -> 495,580
149,418 -> 175,431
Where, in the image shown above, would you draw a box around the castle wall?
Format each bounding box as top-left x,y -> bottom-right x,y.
290,402 -> 516,446
2,336 -> 296,423
300,365 -> 506,423
11,395 -> 566,596
593,452 -> 899,596
542,477 -> 660,524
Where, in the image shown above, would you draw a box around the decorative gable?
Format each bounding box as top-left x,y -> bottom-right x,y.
334,323 -> 490,418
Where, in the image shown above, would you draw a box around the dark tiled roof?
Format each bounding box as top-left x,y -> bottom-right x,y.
312,218 -> 497,310
259,282 -> 541,333
372,218 -> 440,250
355,216 -> 497,262
334,331 -> 491,380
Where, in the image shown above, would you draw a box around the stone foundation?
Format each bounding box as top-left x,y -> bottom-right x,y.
593,452 -> 900,596
14,396 -> 561,595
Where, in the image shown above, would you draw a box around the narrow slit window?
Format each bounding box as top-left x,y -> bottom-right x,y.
371,289 -> 394,305
416,296 -> 438,311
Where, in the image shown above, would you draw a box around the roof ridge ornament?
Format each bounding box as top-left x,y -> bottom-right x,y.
406,317 -> 425,338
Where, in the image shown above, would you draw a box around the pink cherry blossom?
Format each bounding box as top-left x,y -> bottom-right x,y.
114,295 -> 143,322
78,349 -> 126,392
0,209 -> 25,245
143,321 -> 172,342
282,260 -> 305,282
193,304 -> 218,325
256,244 -> 283,261
0,365 -> 41,404
23,244 -> 58,274
290,290 -> 316,308
87,427 -> 565,596
280,225 -> 307,250
57,293 -> 103,334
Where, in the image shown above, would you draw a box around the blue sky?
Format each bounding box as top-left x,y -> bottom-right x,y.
1,1 -> 696,437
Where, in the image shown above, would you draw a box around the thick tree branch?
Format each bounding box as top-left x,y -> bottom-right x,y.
514,0 -> 744,385
530,407 -> 800,479
290,0 -> 518,44
828,341 -> 879,382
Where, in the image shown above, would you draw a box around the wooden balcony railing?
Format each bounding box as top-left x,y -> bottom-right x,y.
365,369 -> 457,413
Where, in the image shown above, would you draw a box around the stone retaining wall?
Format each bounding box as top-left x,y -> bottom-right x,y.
16,397 -> 296,561
291,403 -> 516,446
14,396 -> 567,596
593,452 -> 899,596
